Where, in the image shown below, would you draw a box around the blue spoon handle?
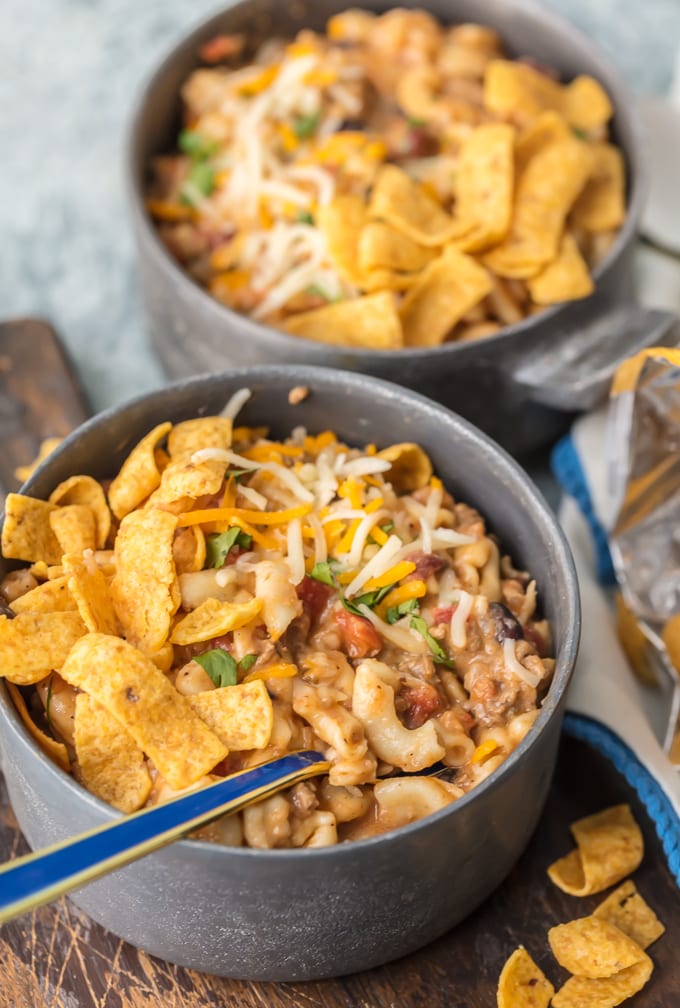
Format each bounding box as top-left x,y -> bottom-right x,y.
0,750 -> 330,925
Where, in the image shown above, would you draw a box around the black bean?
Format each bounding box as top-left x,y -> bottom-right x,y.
337,118 -> 365,131
489,602 -> 524,643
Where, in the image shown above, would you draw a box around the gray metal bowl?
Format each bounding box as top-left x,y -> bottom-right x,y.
0,367 -> 579,980
126,0 -> 678,456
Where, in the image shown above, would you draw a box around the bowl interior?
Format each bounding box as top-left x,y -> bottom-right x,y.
11,364 -> 579,769
128,0 -> 642,329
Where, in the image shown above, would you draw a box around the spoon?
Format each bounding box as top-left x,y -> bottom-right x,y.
0,750 -> 330,926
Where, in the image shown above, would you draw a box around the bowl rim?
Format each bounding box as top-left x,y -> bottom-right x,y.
124,0 -> 646,363
0,364 -> 581,860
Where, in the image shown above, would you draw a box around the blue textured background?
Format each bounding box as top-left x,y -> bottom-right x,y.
1,0 -> 678,410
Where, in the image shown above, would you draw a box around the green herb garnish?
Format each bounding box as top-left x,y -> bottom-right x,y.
195,649 -> 238,688
238,654 -> 258,673
386,598 -> 420,624
410,616 -> 455,668
180,162 -> 216,205
296,209 -> 315,225
293,112 -> 321,140
205,526 -> 252,568
305,283 -> 336,302
310,560 -> 336,586
178,129 -> 219,160
341,583 -> 395,616
572,126 -> 589,140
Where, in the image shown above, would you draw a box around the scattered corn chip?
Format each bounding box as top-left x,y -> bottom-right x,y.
61,633 -> 227,789
515,112 -> 572,175
49,475 -> 112,549
484,136 -> 594,278
0,611 -> 86,685
173,526 -> 207,574
6,682 -> 70,772
167,416 -> 233,458
548,804 -> 644,896
1,493 -> 62,565
496,946 -> 554,1008
548,917 -> 645,978
316,193 -> 366,285
484,60 -> 612,130
74,692 -> 152,813
188,680 -> 273,750
154,453 -> 228,505
571,143 -> 626,233
527,233 -> 594,305
378,443 -> 433,491
107,421 -> 172,520
63,552 -> 118,635
358,221 -> 435,273
551,955 -> 653,1008
369,164 -> 457,247
170,596 -> 262,646
111,508 -> 180,655
593,880 -> 665,950
450,123 -> 515,252
49,504 -> 97,556
284,292 -> 403,349
400,246 -> 492,346
9,576 -> 77,615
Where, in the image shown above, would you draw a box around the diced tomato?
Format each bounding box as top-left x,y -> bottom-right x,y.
296,576 -> 334,624
335,608 -> 382,659
199,33 -> 245,63
399,682 -> 442,729
432,604 -> 455,625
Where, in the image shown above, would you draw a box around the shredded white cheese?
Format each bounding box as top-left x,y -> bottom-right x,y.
356,604 -> 427,654
286,518 -> 306,585
503,639 -> 541,688
221,388 -> 252,422
345,534 -> 403,597
450,590 -> 474,649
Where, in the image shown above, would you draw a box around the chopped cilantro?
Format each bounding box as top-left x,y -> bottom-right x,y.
205,526 -> 251,568
407,116 -> 427,128
195,649 -> 238,687
178,129 -> 219,160
238,653 -> 258,673
293,112 -> 320,139
296,209 -> 315,225
572,126 -> 589,140
410,616 -> 455,668
311,561 -> 336,586
386,598 -> 420,624
305,283 -> 336,302
341,582 -> 395,616
180,162 -> 216,205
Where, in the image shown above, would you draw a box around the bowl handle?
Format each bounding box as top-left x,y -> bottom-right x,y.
511,306 -> 680,411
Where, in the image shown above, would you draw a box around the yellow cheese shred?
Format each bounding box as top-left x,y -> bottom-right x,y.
363,560 -> 417,592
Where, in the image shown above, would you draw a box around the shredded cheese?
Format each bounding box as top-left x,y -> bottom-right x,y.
222,388 -> 252,421
450,590 -> 474,648
177,504 -> 312,527
243,662 -> 298,683
503,639 -> 541,688
286,518 -> 306,585
356,604 -> 427,654
345,534 -> 403,597
363,560 -> 417,591
376,580 -> 427,621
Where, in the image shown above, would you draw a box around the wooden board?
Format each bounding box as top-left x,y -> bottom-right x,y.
0,318 -> 89,504
1,736 -> 677,1007
0,318 -> 677,1006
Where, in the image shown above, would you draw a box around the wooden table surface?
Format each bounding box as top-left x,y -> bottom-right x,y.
0,320 -> 677,1008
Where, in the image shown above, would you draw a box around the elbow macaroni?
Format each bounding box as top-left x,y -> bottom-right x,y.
0,415 -> 555,848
